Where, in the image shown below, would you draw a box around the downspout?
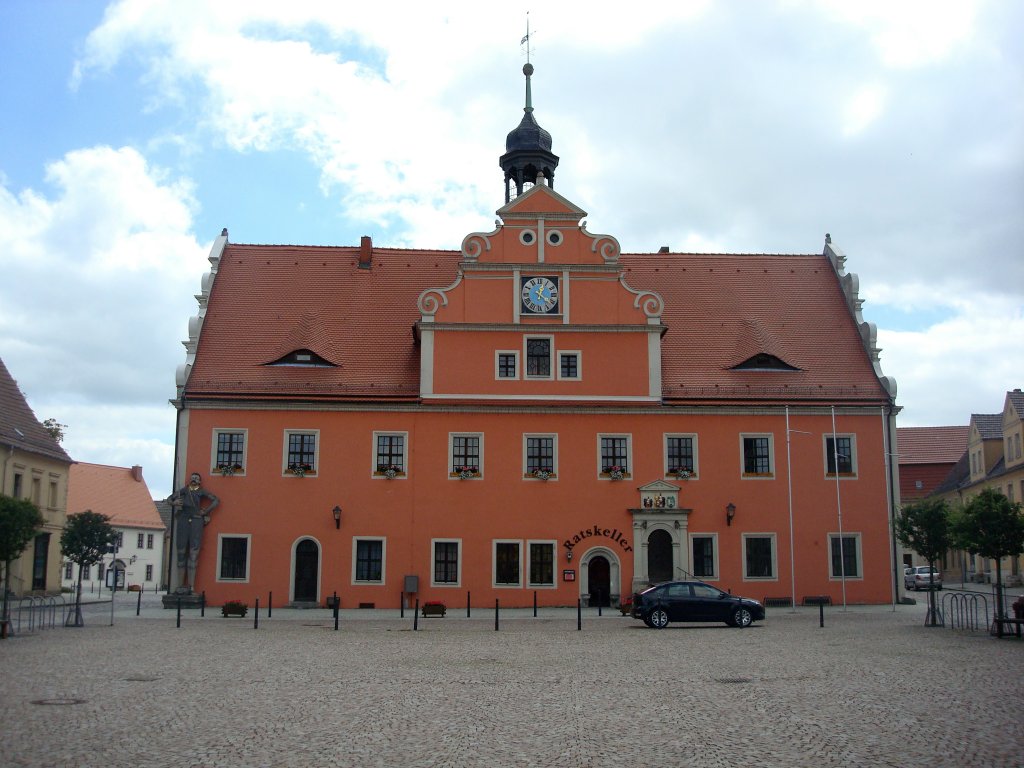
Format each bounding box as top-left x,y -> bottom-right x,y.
882,404 -> 899,609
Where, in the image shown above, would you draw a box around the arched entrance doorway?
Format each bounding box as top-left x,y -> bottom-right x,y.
588,556 -> 611,607
647,529 -> 673,583
293,539 -> 319,603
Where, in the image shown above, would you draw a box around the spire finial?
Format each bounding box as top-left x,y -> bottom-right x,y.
521,13 -> 534,113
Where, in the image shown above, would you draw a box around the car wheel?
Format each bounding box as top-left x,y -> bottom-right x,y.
649,608 -> 669,628
732,607 -> 753,628
642,616 -> 654,628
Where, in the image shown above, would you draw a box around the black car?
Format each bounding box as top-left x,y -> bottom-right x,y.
631,580 -> 765,628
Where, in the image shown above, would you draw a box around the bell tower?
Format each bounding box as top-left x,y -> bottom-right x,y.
499,63 -> 560,203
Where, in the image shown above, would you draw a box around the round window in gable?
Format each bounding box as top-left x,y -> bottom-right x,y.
546,230 -> 563,246
519,229 -> 537,246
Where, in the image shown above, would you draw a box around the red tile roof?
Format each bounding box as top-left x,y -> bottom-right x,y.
68,463 -> 164,530
183,243 -> 892,405
896,426 -> 969,464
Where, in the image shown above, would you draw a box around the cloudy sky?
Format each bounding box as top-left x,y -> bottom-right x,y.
1,1 -> 1021,499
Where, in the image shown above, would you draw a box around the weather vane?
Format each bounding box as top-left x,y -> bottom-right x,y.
520,12 -> 534,63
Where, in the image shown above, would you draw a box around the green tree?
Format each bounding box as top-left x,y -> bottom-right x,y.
895,497 -> 952,626
42,418 -> 67,443
0,494 -> 45,628
953,488 -> 1024,635
60,511 -> 117,627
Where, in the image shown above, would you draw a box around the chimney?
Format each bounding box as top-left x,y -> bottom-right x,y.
359,235 -> 373,269
131,465 -> 143,482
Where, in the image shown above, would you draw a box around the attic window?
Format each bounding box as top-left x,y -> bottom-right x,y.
732,354 -> 799,372
267,349 -> 335,368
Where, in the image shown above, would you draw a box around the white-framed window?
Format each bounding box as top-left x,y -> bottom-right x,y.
145,564 -> 153,581
741,434 -> 774,478
212,428 -> 247,475
524,336 -> 554,379
147,533 -> 154,549
496,350 -> 519,380
283,429 -> 319,476
557,351 -> 581,380
665,434 -> 699,478
48,480 -> 58,509
64,562 -> 73,580
352,537 -> 386,584
527,540 -> 557,587
524,434 -> 557,479
449,433 -> 483,478
432,539 -> 461,587
825,434 -> 857,477
373,431 -> 408,478
690,533 -> 718,580
598,434 -> 632,478
828,533 -> 861,579
493,540 -> 523,587
137,533 -> 145,548
216,534 -> 251,582
742,533 -> 777,580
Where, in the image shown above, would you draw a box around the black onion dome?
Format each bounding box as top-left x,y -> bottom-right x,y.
499,62 -> 559,203
506,111 -> 553,152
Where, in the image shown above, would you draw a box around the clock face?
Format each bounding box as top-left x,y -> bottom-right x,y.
521,276 -> 559,314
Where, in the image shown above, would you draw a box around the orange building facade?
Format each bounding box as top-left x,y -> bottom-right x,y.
173,66 -> 900,609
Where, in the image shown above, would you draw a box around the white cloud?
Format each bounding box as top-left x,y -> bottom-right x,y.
0,145 -> 207,486
879,295 -> 1024,426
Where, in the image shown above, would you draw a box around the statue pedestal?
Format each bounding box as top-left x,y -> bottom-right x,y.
161,592 -> 205,610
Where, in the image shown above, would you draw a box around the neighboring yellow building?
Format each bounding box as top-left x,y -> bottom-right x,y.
0,357 -> 73,597
934,389 -> 1024,585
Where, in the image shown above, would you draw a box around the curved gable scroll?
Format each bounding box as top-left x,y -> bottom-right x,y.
417,273 -> 464,320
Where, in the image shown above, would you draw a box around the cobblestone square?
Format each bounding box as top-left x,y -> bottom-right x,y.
1,599 -> 1020,767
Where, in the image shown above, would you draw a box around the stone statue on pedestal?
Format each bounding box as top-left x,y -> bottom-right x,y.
167,472 -> 220,593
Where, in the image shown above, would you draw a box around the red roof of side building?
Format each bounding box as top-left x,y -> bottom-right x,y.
67,463 -> 164,530
0,357 -> 72,464
183,243 -> 892,404
896,426 -> 970,464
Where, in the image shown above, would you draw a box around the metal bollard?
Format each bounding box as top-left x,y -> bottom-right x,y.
333,591 -> 339,631
598,602 -> 602,617
577,598 -> 582,631
176,597 -> 181,628
533,590 -> 537,618
495,599 -> 499,631
254,597 -> 260,630
201,591 -> 206,618
136,588 -> 142,616
400,591 -> 404,619
414,598 -> 419,631
268,591 -> 272,619
819,602 -> 825,628
466,591 -> 471,618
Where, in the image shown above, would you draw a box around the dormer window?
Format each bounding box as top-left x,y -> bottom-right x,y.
267,349 -> 334,367
732,353 -> 800,372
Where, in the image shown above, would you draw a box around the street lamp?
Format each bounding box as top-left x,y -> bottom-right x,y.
332,505 -> 342,529
726,503 -> 736,527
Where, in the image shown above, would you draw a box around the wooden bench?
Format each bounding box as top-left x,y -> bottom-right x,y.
802,595 -> 832,606
993,617 -> 1024,638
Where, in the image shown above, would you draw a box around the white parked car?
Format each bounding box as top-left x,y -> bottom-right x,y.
904,565 -> 942,591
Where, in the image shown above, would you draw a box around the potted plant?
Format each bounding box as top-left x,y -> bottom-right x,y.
377,463 -> 402,479
217,463 -> 243,476
287,463 -> 313,477
221,599 -> 248,617
605,465 -> 625,480
454,465 -> 478,480
671,468 -> 692,480
532,468 -> 552,481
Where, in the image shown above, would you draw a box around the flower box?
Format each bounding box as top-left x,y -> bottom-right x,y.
452,466 -> 479,480
221,600 -> 248,617
421,601 -> 446,618
216,463 -> 244,476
